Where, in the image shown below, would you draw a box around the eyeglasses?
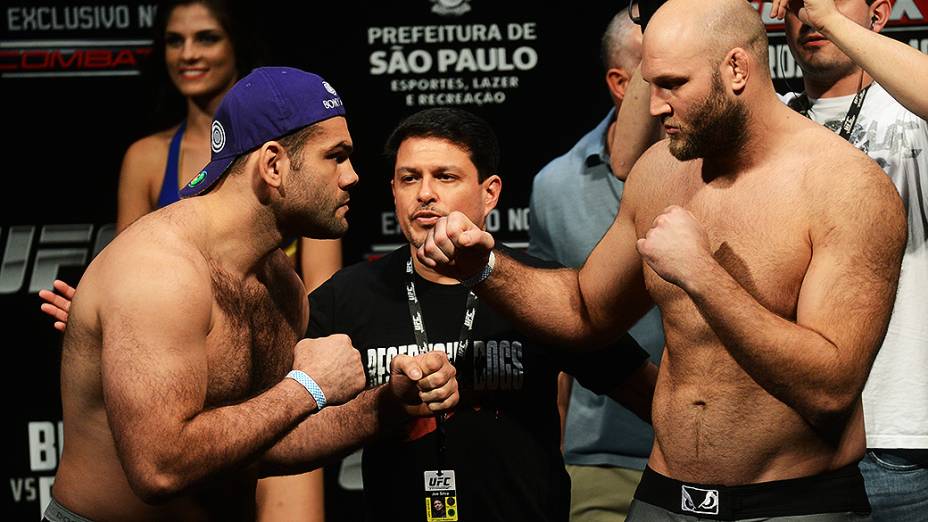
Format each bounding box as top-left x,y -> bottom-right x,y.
628,0 -> 641,25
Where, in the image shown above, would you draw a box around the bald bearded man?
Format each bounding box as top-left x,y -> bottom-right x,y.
415,1 -> 907,520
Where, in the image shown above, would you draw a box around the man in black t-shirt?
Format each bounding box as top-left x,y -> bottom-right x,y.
308,108 -> 657,522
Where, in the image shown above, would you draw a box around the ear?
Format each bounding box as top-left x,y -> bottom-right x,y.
869,0 -> 891,32
605,67 -> 633,103
721,47 -> 750,95
482,174 -> 502,214
256,141 -> 287,192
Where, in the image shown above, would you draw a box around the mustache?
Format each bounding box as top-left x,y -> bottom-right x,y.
411,206 -> 446,219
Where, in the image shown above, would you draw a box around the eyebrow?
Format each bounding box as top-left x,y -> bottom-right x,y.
649,73 -> 688,85
325,141 -> 353,155
395,165 -> 462,175
165,28 -> 222,36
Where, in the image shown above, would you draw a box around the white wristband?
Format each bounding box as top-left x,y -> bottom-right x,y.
460,251 -> 496,288
287,370 -> 326,410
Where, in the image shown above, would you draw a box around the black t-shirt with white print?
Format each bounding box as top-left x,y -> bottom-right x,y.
307,245 -> 648,522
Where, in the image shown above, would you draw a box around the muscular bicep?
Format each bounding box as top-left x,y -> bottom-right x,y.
796,160 -> 906,388
99,258 -> 212,473
578,158 -> 654,334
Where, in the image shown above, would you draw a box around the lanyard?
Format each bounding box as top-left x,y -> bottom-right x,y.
404,258 -> 478,468
789,84 -> 870,142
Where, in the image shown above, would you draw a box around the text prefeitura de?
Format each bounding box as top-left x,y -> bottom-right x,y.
368,23 -> 537,45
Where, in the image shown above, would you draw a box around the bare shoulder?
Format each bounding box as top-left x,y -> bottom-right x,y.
800,131 -> 902,210
91,218 -> 212,320
120,128 -> 176,180
797,132 -> 907,252
623,139 -> 686,211
628,139 -> 679,180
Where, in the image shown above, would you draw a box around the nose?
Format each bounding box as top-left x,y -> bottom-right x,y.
340,160 -> 359,190
649,85 -> 671,118
180,38 -> 199,62
417,176 -> 436,203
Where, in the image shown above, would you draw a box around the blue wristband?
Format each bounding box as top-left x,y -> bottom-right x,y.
287,370 -> 327,410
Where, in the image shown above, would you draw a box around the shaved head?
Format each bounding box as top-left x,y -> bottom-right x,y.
641,0 -> 776,162
648,0 -> 769,76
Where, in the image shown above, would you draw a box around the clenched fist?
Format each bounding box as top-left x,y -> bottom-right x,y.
636,205 -> 714,291
416,211 -> 495,282
292,334 -> 366,407
389,351 -> 459,417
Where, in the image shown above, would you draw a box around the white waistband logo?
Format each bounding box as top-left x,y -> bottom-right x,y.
681,485 -> 719,515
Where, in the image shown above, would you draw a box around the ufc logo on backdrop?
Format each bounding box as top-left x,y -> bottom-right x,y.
0,224 -> 114,294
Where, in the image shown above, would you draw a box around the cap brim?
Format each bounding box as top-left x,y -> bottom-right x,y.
178,155 -> 237,198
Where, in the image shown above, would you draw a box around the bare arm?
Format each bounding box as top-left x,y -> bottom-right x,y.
260,351 -> 459,475
610,67 -> 663,181
637,156 -> 906,432
300,238 -> 342,292
428,229 -> 650,347
259,385 -> 403,476
777,0 -> 928,119
116,138 -> 163,233
418,160 -> 655,346
99,254 -> 364,503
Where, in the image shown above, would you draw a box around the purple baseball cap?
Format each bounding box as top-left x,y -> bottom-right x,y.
179,66 -> 346,198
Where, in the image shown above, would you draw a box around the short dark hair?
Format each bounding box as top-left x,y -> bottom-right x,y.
226,123 -> 319,176
384,108 -> 500,182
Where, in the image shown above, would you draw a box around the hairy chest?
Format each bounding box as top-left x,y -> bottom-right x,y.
204,264 -> 306,406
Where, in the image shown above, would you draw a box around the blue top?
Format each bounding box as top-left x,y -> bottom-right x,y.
156,121 -> 185,208
528,109 -> 665,470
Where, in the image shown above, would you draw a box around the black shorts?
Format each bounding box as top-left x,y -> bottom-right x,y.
633,463 -> 871,520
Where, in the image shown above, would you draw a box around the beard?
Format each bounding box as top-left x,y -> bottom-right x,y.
307,188 -> 350,239
279,169 -> 350,240
667,73 -> 749,162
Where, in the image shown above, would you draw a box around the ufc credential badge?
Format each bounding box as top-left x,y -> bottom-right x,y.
424,470 -> 458,521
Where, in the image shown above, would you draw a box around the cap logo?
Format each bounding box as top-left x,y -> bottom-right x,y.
211,120 -> 226,153
188,170 -> 207,188
323,81 -> 337,96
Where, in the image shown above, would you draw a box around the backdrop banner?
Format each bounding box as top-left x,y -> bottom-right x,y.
3,1 -> 925,519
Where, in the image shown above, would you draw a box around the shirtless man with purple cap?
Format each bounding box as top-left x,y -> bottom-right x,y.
45,67 -> 459,522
